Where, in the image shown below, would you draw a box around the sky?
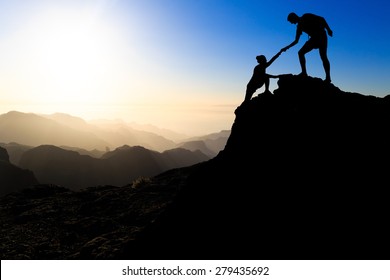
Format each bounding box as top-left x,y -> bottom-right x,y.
0,0 -> 389,136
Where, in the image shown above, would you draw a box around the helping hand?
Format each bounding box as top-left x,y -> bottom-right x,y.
281,47 -> 289,52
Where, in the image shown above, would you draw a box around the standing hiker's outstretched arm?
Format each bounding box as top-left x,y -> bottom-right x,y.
266,50 -> 283,67
281,29 -> 301,52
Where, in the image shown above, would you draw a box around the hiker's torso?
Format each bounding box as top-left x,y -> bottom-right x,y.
251,64 -> 266,82
298,13 -> 326,38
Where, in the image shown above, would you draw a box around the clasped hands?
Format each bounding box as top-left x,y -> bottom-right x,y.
281,46 -> 289,52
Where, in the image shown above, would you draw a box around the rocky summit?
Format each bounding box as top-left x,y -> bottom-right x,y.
1,74 -> 390,260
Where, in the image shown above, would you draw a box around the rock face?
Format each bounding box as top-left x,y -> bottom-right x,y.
129,75 -> 390,260
0,147 -> 39,197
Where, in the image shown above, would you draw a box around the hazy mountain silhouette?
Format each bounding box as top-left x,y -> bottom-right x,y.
58,146 -> 106,159
93,125 -> 177,153
18,144 -> 210,190
18,145 -> 110,189
0,111 -> 178,152
177,140 -> 215,157
125,121 -> 189,142
42,113 -> 92,132
177,130 -> 230,157
192,129 -> 230,153
45,113 -> 179,152
1,111 -> 224,153
1,75 -> 389,260
161,148 -> 210,169
0,111 -> 110,150
0,146 -> 38,196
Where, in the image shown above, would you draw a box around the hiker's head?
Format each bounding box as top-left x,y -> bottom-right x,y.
287,12 -> 299,24
256,55 -> 266,64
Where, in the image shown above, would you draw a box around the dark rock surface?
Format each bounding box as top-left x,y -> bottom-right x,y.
0,167 -> 193,259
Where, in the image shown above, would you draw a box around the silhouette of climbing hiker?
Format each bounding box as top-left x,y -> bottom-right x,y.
244,50 -> 283,102
281,12 -> 333,83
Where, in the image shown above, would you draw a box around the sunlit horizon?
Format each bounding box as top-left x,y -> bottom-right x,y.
0,0 -> 389,136
0,102 -> 236,137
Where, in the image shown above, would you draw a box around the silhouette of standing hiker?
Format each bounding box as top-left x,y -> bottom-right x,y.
244,50 -> 283,102
282,12 -> 333,83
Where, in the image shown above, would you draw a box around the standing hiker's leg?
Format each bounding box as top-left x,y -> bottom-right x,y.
298,41 -> 314,76
319,46 -> 331,82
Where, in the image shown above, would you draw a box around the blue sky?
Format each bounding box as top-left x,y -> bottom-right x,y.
0,0 -> 389,135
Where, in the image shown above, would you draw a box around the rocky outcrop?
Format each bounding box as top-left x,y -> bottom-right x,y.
0,146 -> 38,197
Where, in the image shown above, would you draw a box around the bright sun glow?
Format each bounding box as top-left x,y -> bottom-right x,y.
36,16 -> 111,101
1,6 -> 131,107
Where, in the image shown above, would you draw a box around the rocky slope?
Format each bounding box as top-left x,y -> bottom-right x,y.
0,167 -> 194,259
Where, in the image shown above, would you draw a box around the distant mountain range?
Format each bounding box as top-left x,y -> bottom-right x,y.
177,130 -> 230,158
0,111 -> 229,195
0,142 -> 210,195
18,144 -> 209,190
0,111 -> 229,157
